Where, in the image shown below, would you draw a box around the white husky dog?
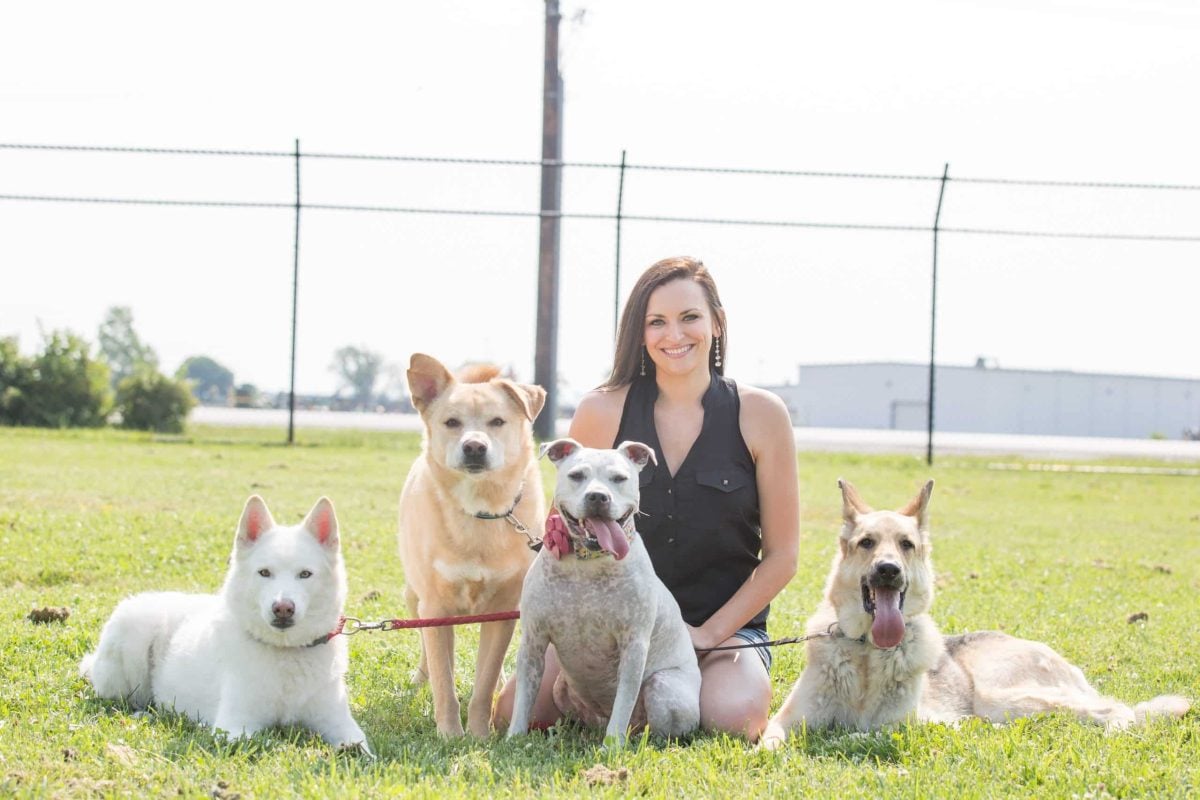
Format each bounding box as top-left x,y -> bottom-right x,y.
80,496 -> 370,754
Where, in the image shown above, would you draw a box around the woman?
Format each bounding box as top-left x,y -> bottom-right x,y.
495,256 -> 799,740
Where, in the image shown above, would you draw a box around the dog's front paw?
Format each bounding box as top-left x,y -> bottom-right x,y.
602,733 -> 628,751
337,740 -> 375,760
757,722 -> 787,752
436,719 -> 466,738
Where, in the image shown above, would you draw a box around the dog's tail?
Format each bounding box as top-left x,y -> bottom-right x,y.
1133,695 -> 1191,724
79,652 -> 96,680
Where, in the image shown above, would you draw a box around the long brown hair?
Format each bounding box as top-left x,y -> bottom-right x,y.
601,256 -> 727,389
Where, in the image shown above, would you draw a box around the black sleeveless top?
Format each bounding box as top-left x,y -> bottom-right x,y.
613,371 -> 768,630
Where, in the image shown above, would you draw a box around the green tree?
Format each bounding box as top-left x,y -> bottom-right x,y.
98,306 -> 158,389
176,355 -> 235,405
330,346 -> 384,409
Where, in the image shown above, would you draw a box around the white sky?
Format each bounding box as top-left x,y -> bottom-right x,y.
3,0 -> 1199,402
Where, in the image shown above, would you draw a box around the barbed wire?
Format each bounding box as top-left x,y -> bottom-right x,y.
4,142 -> 1200,191
3,192 -> 1198,242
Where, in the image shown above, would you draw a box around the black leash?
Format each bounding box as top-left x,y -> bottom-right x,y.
695,623 -> 865,653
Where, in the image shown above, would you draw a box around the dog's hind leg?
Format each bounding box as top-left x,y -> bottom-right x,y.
974,685 -> 1136,730
642,667 -> 700,738
467,616 -> 518,737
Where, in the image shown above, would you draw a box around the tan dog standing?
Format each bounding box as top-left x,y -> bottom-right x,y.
761,479 -> 1190,747
399,353 -> 546,737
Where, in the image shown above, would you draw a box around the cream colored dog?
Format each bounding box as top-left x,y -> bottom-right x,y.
399,353 -> 546,737
761,479 -> 1190,747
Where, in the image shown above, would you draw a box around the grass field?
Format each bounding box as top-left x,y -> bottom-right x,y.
1,425 -> 1197,798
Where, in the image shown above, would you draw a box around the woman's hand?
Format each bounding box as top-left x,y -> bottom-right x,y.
543,509 -> 570,560
686,623 -> 722,653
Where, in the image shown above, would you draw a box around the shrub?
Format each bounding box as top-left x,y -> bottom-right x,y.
0,337 -> 34,425
115,370 -> 196,433
0,332 -> 112,428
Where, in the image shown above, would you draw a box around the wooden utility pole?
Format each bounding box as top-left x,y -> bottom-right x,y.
533,0 -> 563,441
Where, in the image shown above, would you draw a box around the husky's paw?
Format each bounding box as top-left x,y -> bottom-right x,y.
337,740 -> 375,760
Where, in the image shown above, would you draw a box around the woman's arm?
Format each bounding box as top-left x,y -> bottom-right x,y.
691,387 -> 799,649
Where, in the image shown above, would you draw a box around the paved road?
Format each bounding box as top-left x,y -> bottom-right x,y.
192,407 -> 1200,462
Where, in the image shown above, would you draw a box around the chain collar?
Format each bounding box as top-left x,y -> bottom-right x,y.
471,483 -> 542,551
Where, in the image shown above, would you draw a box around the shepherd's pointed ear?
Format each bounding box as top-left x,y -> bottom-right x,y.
236,495 -> 276,548
302,496 -> 339,548
617,441 -> 657,471
838,478 -> 872,523
540,438 -> 582,464
498,380 -> 547,422
899,480 -> 934,530
406,353 -> 454,413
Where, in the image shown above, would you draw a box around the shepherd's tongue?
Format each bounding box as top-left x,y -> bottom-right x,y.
584,518 -> 629,560
870,587 -> 905,648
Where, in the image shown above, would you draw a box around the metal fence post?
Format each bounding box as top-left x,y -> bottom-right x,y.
926,163 -> 950,466
613,149 -> 627,342
287,139 -> 301,445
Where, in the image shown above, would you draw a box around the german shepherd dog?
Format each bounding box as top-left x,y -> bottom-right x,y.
761,480 -> 1189,747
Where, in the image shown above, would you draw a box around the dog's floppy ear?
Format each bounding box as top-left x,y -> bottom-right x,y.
407,353 -> 454,413
617,441 -> 657,471
838,478 -> 872,524
898,479 -> 934,531
541,438 -> 582,464
497,380 -> 547,422
236,495 -> 276,548
302,496 -> 339,549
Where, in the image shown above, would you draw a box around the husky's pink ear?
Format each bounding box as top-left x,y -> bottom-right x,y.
898,479 -> 934,530
406,353 -> 454,413
540,438 -> 582,464
302,497 -> 339,548
237,495 -> 276,547
498,380 -> 547,422
838,479 -> 872,524
617,441 -> 657,471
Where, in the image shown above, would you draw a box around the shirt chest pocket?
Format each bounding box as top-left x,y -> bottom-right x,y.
689,466 -> 758,531
695,469 -> 751,493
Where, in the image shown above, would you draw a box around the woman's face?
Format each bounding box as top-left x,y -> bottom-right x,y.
643,278 -> 719,378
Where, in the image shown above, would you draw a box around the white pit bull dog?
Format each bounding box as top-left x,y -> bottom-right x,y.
507,439 -> 700,746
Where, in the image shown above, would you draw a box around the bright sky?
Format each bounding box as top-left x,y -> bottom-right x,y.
3,0 -> 1198,403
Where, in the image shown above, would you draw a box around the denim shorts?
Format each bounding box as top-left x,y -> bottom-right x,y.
730,626 -> 772,672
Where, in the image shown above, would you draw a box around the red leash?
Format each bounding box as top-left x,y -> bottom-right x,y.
320,610 -> 522,643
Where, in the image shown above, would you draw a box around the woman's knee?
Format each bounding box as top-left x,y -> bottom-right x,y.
699,653 -> 772,739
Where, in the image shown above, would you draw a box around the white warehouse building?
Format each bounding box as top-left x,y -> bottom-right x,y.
766,362 -> 1200,440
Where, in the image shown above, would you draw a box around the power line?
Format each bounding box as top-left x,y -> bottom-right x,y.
3,192 -> 1198,242
4,142 -> 1200,190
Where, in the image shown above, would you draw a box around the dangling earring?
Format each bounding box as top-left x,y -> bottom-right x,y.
714,336 -> 722,368
640,346 -> 646,376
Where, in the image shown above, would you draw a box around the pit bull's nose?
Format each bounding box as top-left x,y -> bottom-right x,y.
272,599 -> 295,620
462,440 -> 488,458
875,562 -> 901,580
584,491 -> 610,508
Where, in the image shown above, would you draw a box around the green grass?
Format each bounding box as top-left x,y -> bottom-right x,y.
1,425 -> 1197,798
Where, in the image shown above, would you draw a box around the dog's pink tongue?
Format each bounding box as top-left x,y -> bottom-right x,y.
871,587 -> 905,648
584,518 -> 629,560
